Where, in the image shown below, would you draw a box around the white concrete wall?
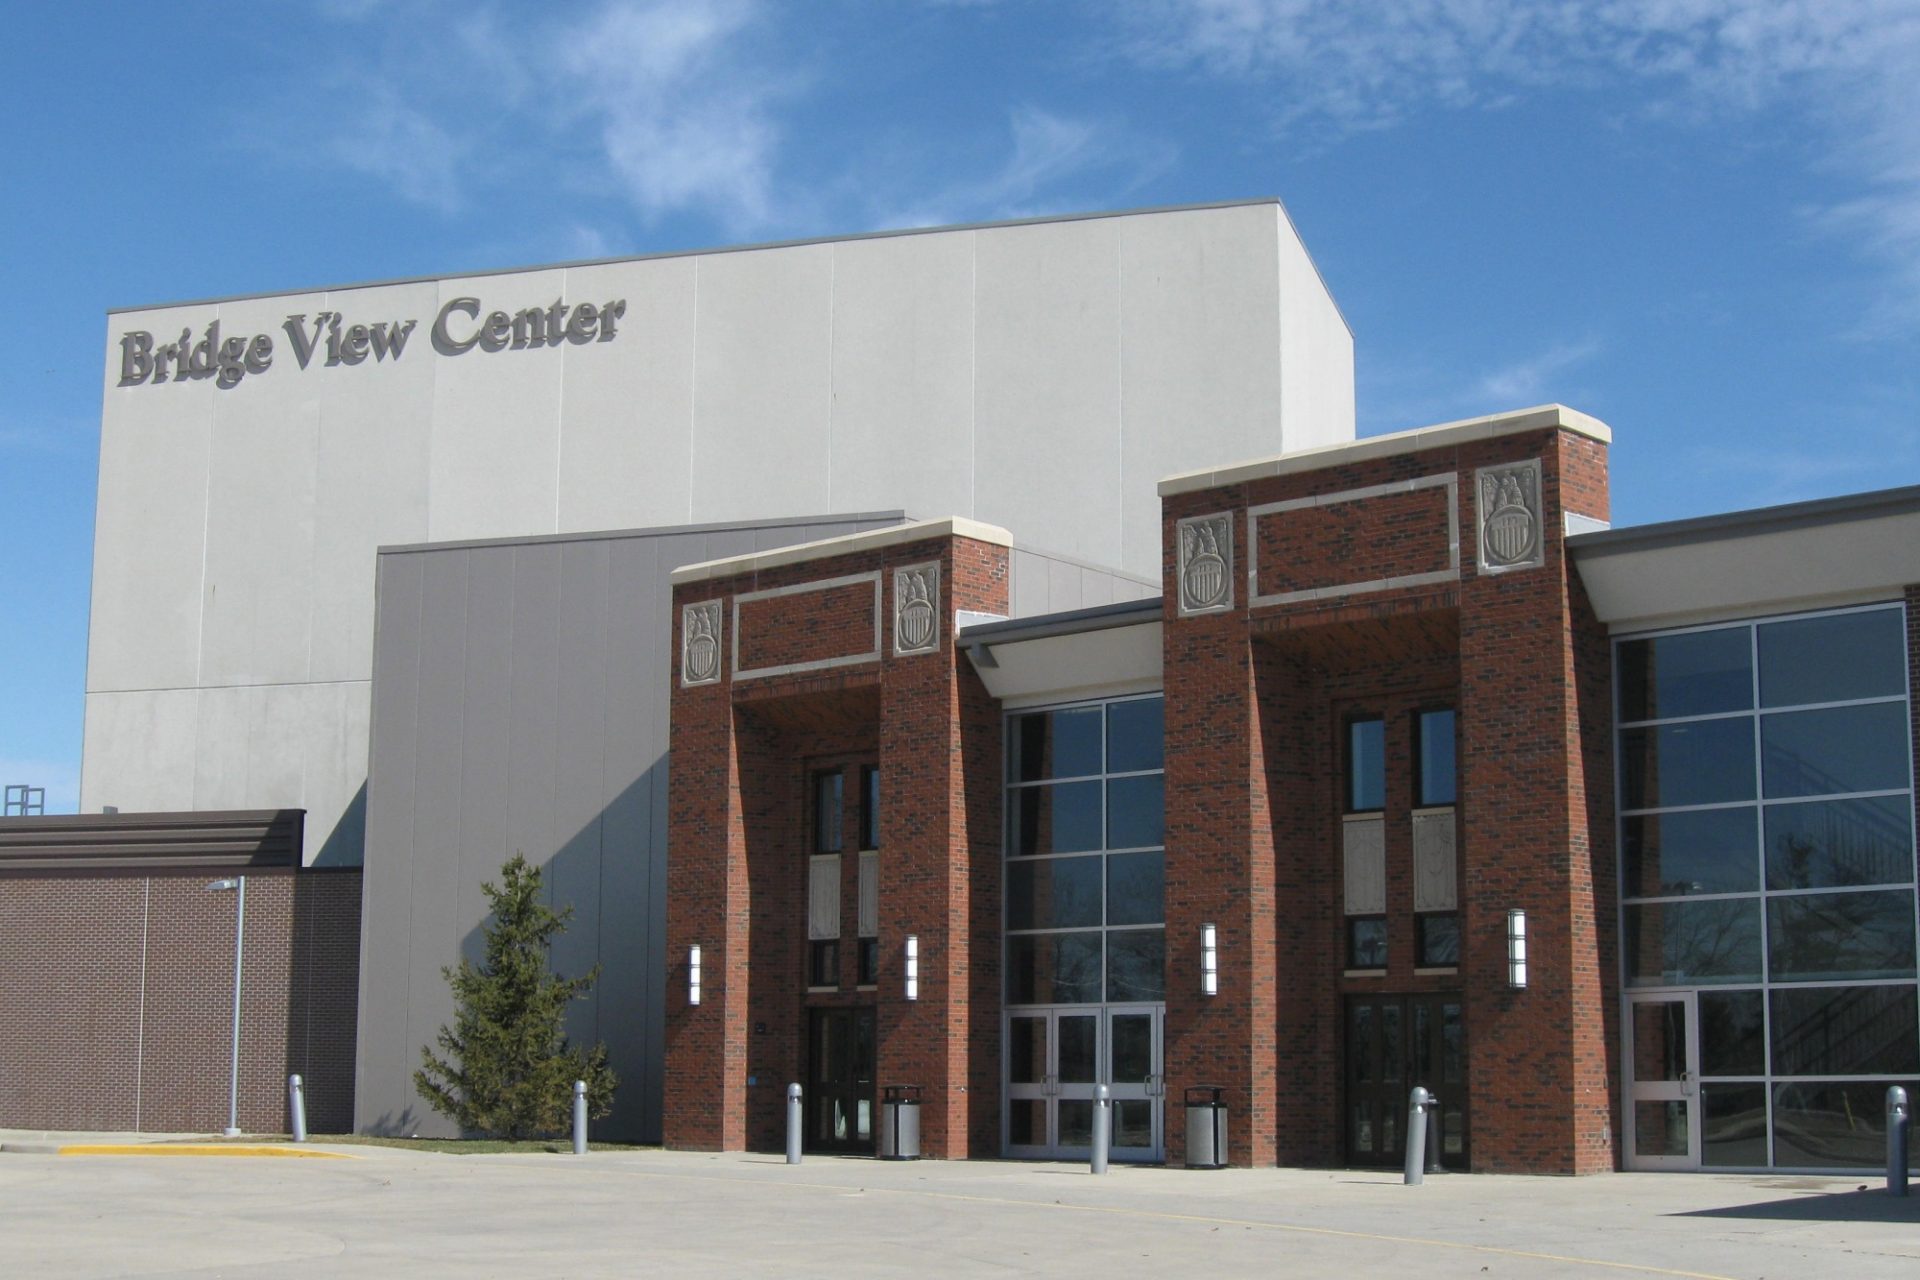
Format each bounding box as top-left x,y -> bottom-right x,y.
82,200 -> 1353,861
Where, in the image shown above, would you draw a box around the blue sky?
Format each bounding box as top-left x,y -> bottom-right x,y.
2,0 -> 1917,811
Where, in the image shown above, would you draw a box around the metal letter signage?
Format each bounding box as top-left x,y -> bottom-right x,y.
681,600 -> 724,687
113,296 -> 628,392
893,563 -> 941,656
1475,460 -> 1545,573
1176,512 -> 1234,616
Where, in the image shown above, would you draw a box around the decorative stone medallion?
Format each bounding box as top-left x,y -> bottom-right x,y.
680,600 -> 723,687
1475,460 -> 1545,573
1176,512 -> 1234,616
893,562 -> 941,656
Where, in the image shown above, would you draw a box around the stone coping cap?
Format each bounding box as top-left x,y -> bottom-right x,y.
1157,404 -> 1612,497
669,516 -> 1014,585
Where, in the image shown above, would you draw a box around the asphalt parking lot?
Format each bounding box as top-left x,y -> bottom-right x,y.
2,1138 -> 1918,1278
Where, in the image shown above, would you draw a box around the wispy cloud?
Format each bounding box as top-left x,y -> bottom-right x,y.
867,106 -> 1177,230
1359,335 -> 1605,434
1119,0 -> 1920,314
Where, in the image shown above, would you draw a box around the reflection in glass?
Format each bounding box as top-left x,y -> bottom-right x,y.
1006,932 -> 1102,1004
813,770 -> 843,853
1010,707 -> 1102,781
1622,807 -> 1759,898
1416,709 -> 1457,806
1349,918 -> 1387,968
1107,697 -> 1164,774
1349,719 -> 1385,811
1620,719 -> 1756,810
1697,990 -> 1765,1077
1114,1100 -> 1153,1148
1441,1003 -> 1464,1085
1106,929 -> 1165,1002
1624,899 -> 1764,986
1418,914 -> 1460,967
1058,1100 -> 1093,1148
1618,628 -> 1754,722
1766,796 -> 1914,890
1767,891 -> 1917,982
1634,1101 -> 1690,1158
1350,1004 -> 1374,1085
1057,1015 -> 1098,1083
1008,1099 -> 1046,1146
1758,609 -> 1906,708
1382,1003 -> 1403,1084
1631,1001 -> 1690,1082
1351,1101 -> 1374,1153
1107,774 -> 1164,849
1106,851 -> 1164,926
1006,855 -> 1103,930
1770,986 -> 1920,1076
1008,1017 -> 1046,1084
1773,1081 -> 1920,1168
1111,1014 -> 1153,1083
1008,781 -> 1102,856
1701,1084 -> 1768,1167
1761,704 -> 1910,799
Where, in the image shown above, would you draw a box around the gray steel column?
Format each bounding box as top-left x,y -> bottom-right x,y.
573,1081 -> 588,1156
1889,1086 -> 1909,1197
1090,1085 -> 1110,1175
288,1075 -> 306,1143
786,1084 -> 803,1165
1404,1087 -> 1430,1185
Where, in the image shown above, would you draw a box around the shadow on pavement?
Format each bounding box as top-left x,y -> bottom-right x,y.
1677,1189 -> 1920,1223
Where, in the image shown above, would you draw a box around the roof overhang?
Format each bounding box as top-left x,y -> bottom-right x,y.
960,599 -> 1163,703
1570,485 -> 1920,631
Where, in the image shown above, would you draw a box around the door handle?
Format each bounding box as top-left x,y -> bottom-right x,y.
1680,1070 -> 1694,1097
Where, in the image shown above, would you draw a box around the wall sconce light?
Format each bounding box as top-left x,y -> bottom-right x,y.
688,944 -> 702,1006
1506,909 -> 1528,989
905,934 -> 919,1001
1201,923 -> 1218,996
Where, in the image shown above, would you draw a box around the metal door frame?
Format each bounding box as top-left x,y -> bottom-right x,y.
1624,991 -> 1701,1170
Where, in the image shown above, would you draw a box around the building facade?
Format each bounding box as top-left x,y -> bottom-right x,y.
666,407 -> 1920,1173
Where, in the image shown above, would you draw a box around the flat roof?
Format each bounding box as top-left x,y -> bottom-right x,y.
107,197 -> 1342,327
669,516 -> 1014,585
1567,483 -> 1920,556
377,510 -> 905,558
1157,404 -> 1610,497
957,597 -> 1162,647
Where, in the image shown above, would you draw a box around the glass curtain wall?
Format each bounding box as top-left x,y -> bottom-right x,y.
1617,603 -> 1918,1169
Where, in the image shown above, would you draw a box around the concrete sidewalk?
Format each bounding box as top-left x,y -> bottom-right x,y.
2,1144 -> 1917,1277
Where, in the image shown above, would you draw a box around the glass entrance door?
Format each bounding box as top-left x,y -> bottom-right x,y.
1626,993 -> 1698,1169
1006,1006 -> 1163,1160
1344,993 -> 1468,1168
806,1007 -> 876,1154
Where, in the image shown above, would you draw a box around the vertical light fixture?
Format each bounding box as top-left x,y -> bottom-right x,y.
1506,909 -> 1528,989
1201,923 -> 1218,996
904,934 -> 919,1001
688,945 -> 702,1006
206,875 -> 246,1137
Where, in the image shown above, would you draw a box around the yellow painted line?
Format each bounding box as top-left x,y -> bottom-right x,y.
57,1144 -> 356,1159
607,1165 -> 1742,1280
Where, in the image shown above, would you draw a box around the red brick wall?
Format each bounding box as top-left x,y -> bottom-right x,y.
1254,485 -> 1454,598
736,580 -> 879,671
0,868 -> 362,1134
666,535 -> 1009,1156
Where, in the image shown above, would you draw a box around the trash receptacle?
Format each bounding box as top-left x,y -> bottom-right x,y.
1185,1085 -> 1228,1169
879,1085 -> 921,1160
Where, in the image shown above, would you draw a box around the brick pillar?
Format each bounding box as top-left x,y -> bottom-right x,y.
1458,430 -> 1613,1172
875,539 -> 1008,1158
1162,510 -> 1279,1168
664,625 -> 749,1151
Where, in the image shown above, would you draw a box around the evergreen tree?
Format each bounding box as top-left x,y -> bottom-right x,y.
415,854 -> 618,1138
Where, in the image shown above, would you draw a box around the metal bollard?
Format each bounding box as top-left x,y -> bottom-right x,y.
1889,1086 -> 1910,1197
1425,1093 -> 1444,1176
786,1083 -> 803,1165
288,1074 -> 307,1144
1090,1084 -> 1111,1175
1404,1086 -> 1431,1185
573,1080 -> 588,1156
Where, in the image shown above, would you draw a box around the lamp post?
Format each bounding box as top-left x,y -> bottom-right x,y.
207,876 -> 246,1137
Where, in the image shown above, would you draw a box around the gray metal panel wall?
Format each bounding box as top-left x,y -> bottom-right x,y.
1007,546 -> 1159,619
353,512 -> 902,1143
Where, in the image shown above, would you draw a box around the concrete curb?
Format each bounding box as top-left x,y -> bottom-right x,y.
50,1143 -> 357,1158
